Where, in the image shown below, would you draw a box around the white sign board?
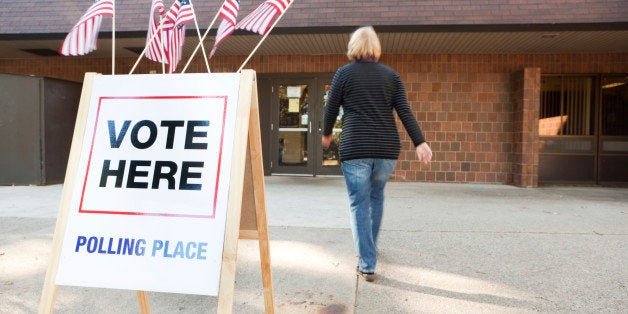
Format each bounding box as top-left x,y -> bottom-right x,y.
55,73 -> 240,296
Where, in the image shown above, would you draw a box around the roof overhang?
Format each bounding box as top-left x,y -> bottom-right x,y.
1,24 -> 627,59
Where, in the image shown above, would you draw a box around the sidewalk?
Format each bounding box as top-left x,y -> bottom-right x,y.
1,176 -> 627,313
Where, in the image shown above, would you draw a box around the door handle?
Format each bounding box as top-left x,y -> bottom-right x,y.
309,121 -> 312,134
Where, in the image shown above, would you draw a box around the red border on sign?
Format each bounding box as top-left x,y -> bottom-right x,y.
78,95 -> 229,219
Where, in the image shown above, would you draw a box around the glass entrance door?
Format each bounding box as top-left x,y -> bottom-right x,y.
273,79 -> 314,174
317,82 -> 343,175
539,76 -> 596,183
270,75 -> 341,176
599,75 -> 628,184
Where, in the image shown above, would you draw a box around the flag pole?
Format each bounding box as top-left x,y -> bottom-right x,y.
237,1 -> 295,72
160,20 -> 166,74
111,0 -> 116,75
181,6 -> 221,73
187,0 -> 211,73
129,17 -> 167,74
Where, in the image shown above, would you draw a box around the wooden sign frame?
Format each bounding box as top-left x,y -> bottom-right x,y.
39,70 -> 274,313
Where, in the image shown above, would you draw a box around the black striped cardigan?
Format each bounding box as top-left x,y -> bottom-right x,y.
323,60 -> 426,162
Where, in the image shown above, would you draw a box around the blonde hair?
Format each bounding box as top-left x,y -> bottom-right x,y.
346,26 -> 381,61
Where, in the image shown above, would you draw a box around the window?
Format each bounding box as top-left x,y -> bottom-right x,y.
601,76 -> 628,136
540,76 -> 594,136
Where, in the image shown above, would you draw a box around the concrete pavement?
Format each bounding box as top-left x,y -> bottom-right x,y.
1,176 -> 627,313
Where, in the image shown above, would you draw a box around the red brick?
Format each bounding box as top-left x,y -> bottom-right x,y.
1,54 -> 626,186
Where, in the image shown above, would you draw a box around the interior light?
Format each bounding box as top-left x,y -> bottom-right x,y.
602,82 -> 626,89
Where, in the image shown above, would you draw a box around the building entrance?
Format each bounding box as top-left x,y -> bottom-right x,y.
539,75 -> 628,185
257,74 -> 341,176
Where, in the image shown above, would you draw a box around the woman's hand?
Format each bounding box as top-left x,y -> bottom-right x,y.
416,142 -> 433,165
322,135 -> 333,149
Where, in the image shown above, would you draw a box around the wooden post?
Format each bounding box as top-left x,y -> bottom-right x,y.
217,70 -> 275,313
217,70 -> 254,313
136,291 -> 151,314
238,73 -> 275,313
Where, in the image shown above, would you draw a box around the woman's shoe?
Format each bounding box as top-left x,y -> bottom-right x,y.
356,266 -> 375,282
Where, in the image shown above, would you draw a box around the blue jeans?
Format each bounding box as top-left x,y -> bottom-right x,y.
341,158 -> 397,273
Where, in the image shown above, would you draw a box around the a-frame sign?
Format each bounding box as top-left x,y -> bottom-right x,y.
39,70 -> 274,313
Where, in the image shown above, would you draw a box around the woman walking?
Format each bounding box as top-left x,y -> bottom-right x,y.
322,26 -> 432,282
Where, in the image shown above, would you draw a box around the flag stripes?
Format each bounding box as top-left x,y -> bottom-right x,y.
59,0 -> 114,56
164,0 -> 194,31
166,25 -> 187,73
220,0 -> 239,25
143,0 -> 195,73
210,0 -> 240,58
162,0 -> 195,73
145,0 -> 166,62
235,0 -> 290,36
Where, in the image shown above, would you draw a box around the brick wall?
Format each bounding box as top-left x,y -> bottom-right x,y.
1,53 -> 627,184
510,68 -> 541,188
396,70 -> 514,183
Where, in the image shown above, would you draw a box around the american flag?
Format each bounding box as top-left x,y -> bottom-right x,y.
235,0 -> 290,36
163,0 -> 195,31
162,0 -> 196,73
59,0 -> 114,56
145,0 -> 166,63
209,0 -> 240,58
165,24 -> 186,73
